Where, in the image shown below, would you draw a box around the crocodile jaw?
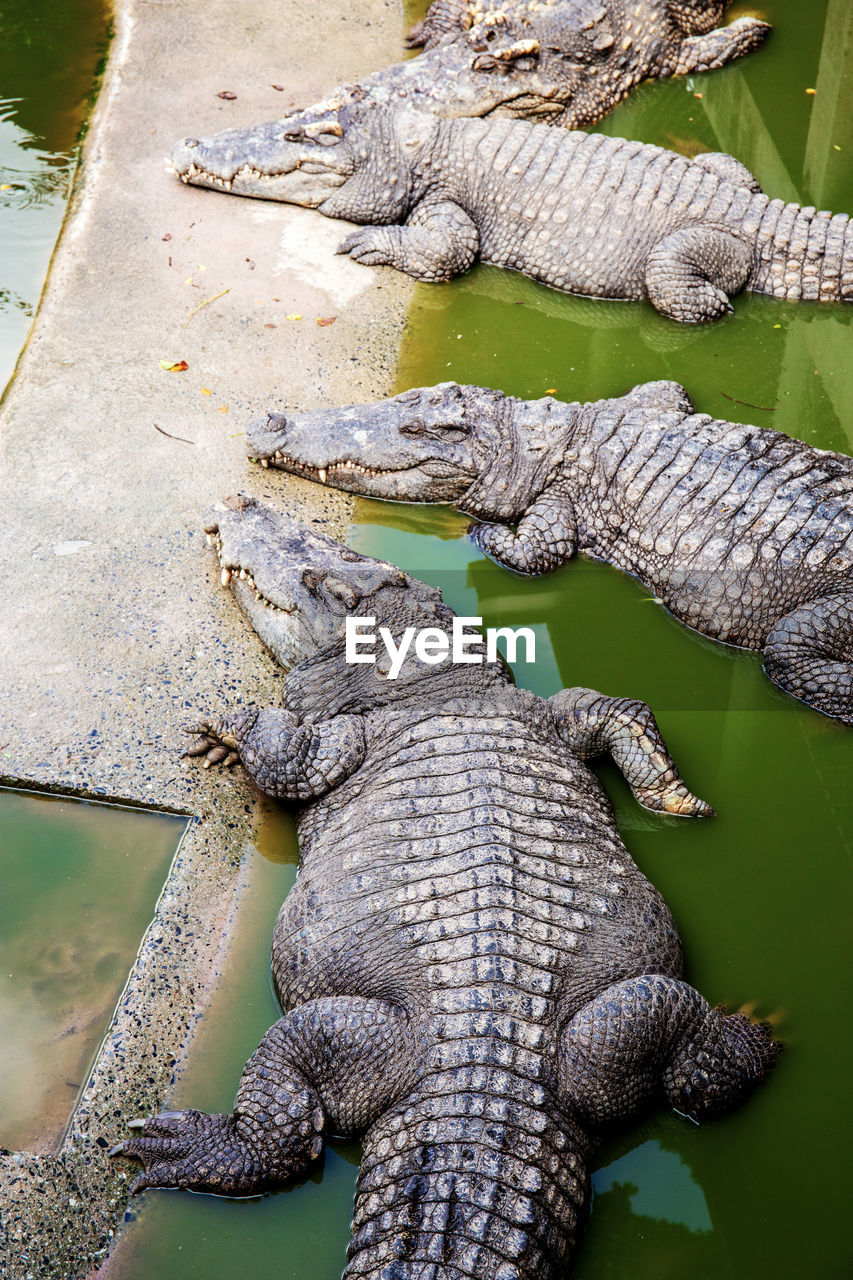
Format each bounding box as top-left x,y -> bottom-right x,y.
171,115 -> 353,204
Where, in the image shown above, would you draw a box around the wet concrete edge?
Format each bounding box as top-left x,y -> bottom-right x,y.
0,1 -> 413,1274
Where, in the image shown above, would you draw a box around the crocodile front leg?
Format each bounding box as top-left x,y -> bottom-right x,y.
469,481 -> 577,575
549,686 -> 714,817
558,974 -> 781,1127
645,225 -> 753,322
185,707 -> 366,799
337,199 -> 480,282
672,17 -> 772,77
405,0 -> 471,50
763,592 -> 853,723
113,997 -> 417,1195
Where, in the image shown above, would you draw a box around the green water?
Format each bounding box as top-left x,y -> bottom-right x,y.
0,0 -> 110,393
110,1 -> 850,1277
0,789 -> 186,1151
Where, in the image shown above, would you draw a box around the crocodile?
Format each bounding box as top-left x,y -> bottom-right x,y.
171,105 -> 853,323
114,495 -> 780,1279
245,380 -> 853,723
170,2 -> 769,181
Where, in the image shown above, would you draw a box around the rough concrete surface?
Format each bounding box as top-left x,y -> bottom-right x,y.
0,1 -> 412,1274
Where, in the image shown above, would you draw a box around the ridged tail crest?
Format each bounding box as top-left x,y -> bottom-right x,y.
344,1071 -> 589,1280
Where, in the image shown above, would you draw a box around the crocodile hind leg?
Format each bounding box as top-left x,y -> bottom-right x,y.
469,481 -> 577,575
645,225 -> 753,322
549,687 -> 714,817
112,997 -> 416,1194
558,975 -> 781,1126
763,593 -> 853,723
337,200 -> 479,283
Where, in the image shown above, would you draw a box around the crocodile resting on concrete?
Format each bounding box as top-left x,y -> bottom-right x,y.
246,381 -> 853,723
114,496 -> 780,1278
172,106 -> 852,323
171,2 -> 769,173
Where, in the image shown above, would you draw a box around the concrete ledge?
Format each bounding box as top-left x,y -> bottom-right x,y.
0,1 -> 411,1274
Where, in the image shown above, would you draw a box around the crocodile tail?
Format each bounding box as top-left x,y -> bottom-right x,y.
748,199 -> 853,304
344,1073 -> 589,1279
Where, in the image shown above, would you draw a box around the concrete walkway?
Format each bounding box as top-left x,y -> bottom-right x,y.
0,1 -> 412,1274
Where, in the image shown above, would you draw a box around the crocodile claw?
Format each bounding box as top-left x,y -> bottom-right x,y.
184,721 -> 240,769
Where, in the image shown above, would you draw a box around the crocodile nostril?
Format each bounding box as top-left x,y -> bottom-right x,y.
184,138 -> 200,148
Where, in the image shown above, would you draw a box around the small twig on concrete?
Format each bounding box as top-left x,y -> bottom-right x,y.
184,287 -> 230,326
720,391 -> 776,412
154,423 -> 195,444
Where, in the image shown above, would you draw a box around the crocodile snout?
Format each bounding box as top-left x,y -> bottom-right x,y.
246,411 -> 292,467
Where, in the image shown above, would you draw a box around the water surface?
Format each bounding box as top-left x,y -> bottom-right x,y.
0,0 -> 110,392
0,788 -> 186,1151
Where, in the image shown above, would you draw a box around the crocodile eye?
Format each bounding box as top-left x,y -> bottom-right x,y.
400,419 -> 425,436
302,568 -> 326,592
325,576 -> 360,608
428,424 -> 469,442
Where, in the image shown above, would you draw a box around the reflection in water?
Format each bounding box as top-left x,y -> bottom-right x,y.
0,790 -> 185,1152
593,1140 -> 712,1234
0,0 -> 109,389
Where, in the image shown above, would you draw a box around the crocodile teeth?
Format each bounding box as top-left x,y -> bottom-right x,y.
221,567 -> 232,587
206,533 -> 214,546
260,457 -> 269,468
239,568 -> 247,580
318,467 -> 327,483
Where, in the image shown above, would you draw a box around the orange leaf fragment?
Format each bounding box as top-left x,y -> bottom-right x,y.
317,315 -> 337,327
160,359 -> 188,372
218,406 -> 229,414
200,387 -> 212,395
544,388 -> 558,395
286,313 -> 303,321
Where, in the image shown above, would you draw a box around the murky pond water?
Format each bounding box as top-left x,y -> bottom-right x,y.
0,789 -> 186,1152
32,0 -> 849,1276
0,0 -> 110,392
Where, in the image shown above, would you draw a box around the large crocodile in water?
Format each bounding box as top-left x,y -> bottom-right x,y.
113,496 -> 780,1279
245,380 -> 853,723
171,106 -> 852,323
170,2 -> 769,171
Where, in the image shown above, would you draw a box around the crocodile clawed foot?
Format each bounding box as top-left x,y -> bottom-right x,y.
336,227 -> 390,267
634,782 -> 716,820
184,721 -> 240,769
714,1004 -> 785,1070
111,1108 -> 243,1195
734,1001 -> 786,1029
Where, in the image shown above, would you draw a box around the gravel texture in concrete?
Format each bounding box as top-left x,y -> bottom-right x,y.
0,1 -> 412,1274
